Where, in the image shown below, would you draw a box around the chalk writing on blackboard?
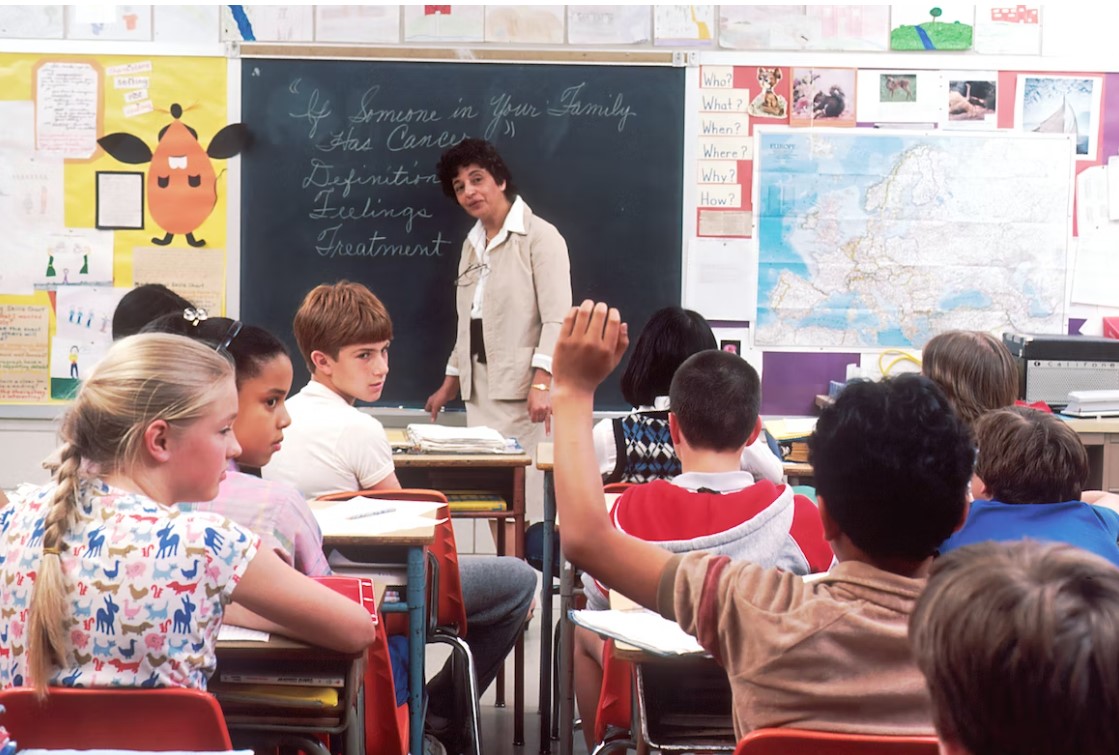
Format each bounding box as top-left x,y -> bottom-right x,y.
280,77 -> 638,261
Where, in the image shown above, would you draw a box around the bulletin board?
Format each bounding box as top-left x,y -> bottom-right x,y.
0,53 -> 230,404
680,55 -> 1119,416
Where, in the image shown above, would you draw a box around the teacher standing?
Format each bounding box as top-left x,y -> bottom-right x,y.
425,138 -> 572,519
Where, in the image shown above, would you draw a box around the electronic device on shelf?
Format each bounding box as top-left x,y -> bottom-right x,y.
1003,333 -> 1119,409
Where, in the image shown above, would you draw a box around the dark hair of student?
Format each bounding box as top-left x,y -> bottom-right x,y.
808,374 -> 973,561
669,350 -> 760,452
142,313 -> 288,388
620,307 -> 717,408
974,406 -> 1088,504
111,284 -> 194,340
911,541 -> 1119,755
435,137 -> 518,201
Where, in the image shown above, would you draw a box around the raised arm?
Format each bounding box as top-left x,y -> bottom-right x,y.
551,301 -> 672,611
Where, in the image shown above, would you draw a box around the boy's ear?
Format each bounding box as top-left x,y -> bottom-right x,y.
816,494 -> 842,541
668,412 -> 683,447
142,419 -> 173,463
746,417 -> 762,446
310,349 -> 334,375
969,473 -> 988,502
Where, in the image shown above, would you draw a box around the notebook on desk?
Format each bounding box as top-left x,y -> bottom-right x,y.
569,608 -> 706,657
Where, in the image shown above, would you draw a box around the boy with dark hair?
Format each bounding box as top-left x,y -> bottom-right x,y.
553,301 -> 974,737
574,349 -> 832,749
939,406 -> 1119,567
263,280 -> 536,755
911,540 -> 1119,755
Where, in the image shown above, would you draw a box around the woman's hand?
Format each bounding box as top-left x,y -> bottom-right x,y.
528,382 -> 553,434
424,375 -> 461,422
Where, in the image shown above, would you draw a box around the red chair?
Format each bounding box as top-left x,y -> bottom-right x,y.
735,728 -> 940,754
0,686 -> 232,749
317,488 -> 482,755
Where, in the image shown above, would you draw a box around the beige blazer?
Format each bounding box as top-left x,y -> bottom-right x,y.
448,203 -> 572,401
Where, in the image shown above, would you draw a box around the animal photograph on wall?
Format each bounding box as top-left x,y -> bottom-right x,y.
747,66 -> 789,119
98,104 -> 248,247
791,67 -> 856,127
946,76 -> 998,126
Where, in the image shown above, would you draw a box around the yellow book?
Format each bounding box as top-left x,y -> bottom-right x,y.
216,684 -> 339,708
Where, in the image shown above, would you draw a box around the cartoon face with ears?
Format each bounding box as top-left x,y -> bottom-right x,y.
98,104 -> 248,248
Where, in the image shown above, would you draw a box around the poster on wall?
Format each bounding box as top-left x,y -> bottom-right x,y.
0,52 -> 230,404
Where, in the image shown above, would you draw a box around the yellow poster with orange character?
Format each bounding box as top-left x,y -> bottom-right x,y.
0,53 -> 231,403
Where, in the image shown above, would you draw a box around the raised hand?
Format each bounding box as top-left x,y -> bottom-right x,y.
552,301 -> 629,395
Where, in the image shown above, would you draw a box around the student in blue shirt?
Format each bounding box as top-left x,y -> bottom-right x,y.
940,406 -> 1119,567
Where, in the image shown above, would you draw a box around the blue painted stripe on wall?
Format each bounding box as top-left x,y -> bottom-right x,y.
228,5 -> 255,42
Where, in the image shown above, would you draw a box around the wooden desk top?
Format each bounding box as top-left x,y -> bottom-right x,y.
393,451 -> 531,468
537,441 -> 554,471
216,633 -> 362,659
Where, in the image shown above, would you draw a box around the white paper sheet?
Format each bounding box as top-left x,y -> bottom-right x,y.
315,5 -> 400,43
403,5 -> 484,42
485,5 -> 564,44
66,4 -> 152,40
1071,231 -> 1119,307
96,171 -> 145,229
312,498 -> 444,539
36,229 -> 114,288
35,61 -> 100,159
218,625 -> 271,642
0,5 -> 63,38
569,609 -> 705,656
567,5 -> 650,45
684,238 -> 756,320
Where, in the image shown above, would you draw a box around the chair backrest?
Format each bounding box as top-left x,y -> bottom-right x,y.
317,488 -> 468,635
0,686 -> 232,750
735,728 -> 940,755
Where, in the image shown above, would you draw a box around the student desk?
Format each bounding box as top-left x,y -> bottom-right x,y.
536,444 -> 623,755
388,445 -> 532,744
313,506 -> 436,755
213,634 -> 365,755
610,643 -> 736,753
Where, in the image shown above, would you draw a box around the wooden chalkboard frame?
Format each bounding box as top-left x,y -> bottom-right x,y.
236,54 -> 686,411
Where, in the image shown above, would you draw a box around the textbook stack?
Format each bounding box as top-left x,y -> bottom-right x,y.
406,423 -> 517,454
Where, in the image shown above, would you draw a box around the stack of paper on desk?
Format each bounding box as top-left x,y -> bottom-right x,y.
311,497 -> 444,538
569,608 -> 706,657
406,423 -> 509,453
1063,390 -> 1119,417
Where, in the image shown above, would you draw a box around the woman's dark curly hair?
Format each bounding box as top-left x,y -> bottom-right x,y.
436,138 -> 518,201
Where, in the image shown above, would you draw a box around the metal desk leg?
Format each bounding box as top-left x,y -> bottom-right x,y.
538,470 -> 556,753
408,544 -> 427,755
558,549 -> 576,755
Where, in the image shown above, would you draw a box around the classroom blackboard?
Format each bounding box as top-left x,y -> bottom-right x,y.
240,58 -> 684,410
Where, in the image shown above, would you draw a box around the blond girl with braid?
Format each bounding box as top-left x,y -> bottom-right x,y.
0,333 -> 375,695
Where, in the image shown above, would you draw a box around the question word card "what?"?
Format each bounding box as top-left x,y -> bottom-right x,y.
699,89 -> 750,113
